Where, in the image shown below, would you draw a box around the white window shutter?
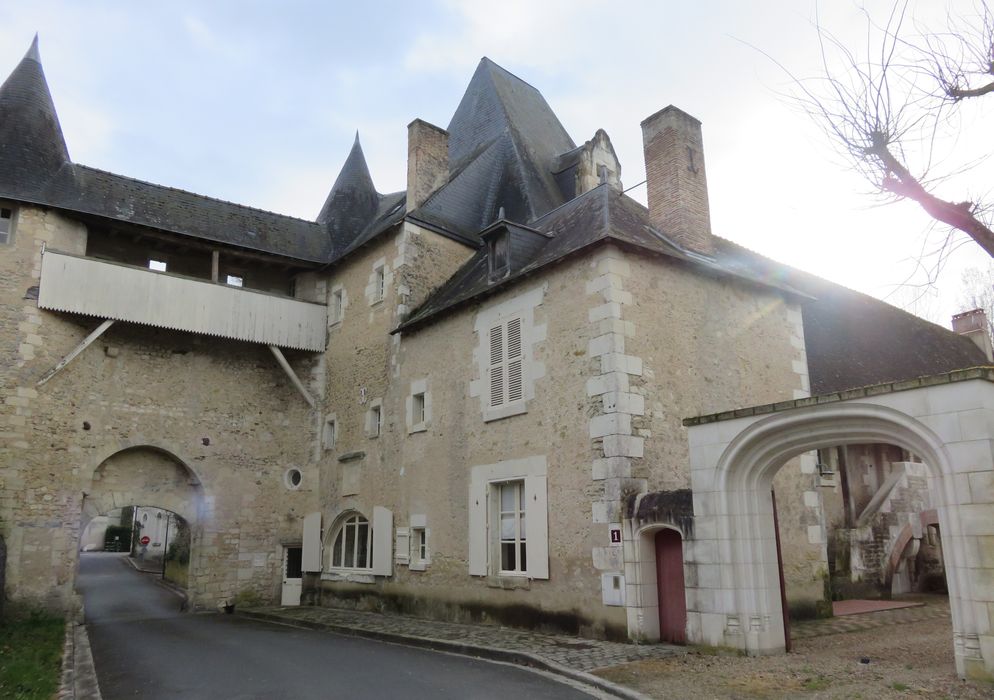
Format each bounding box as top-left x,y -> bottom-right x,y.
395,527 -> 410,565
524,475 -> 549,579
302,512 -> 322,573
468,477 -> 488,576
488,324 -> 504,407
372,506 -> 393,576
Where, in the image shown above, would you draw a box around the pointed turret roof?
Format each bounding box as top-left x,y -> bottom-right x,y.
317,133 -> 384,253
0,36 -> 71,200
409,58 -> 576,236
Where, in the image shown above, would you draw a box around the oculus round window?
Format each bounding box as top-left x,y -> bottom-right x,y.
284,468 -> 302,490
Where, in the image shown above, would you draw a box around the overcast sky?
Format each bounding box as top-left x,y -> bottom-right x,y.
1,1 -> 990,328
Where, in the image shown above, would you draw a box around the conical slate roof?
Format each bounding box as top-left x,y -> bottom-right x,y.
317,133 -> 383,253
411,58 -> 576,238
0,36 -> 71,201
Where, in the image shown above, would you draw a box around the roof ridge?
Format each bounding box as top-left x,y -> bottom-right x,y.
74,164 -> 317,224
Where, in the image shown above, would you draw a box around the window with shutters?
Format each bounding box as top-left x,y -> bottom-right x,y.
0,205 -> 15,245
487,316 -> 524,410
330,512 -> 373,570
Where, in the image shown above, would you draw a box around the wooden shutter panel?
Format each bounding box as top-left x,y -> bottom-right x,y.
506,318 -> 523,402
394,527 -> 410,565
371,506 -> 393,576
468,477 -> 488,576
524,475 -> 549,579
489,324 -> 504,407
302,512 -> 322,572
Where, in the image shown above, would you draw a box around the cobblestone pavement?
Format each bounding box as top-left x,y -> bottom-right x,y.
242,605 -> 683,673
792,598 -> 950,639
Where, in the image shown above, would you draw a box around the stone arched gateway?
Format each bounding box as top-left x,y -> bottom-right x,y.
676,368 -> 994,680
79,444 -> 209,603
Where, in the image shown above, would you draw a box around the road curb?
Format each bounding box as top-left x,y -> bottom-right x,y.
120,554 -> 189,605
237,609 -> 651,700
57,620 -> 103,700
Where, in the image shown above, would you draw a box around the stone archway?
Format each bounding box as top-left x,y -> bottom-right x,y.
683,370 -> 994,680
79,445 -> 208,603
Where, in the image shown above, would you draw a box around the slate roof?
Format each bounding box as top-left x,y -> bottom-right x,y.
408,58 -> 576,239
712,239 -> 988,394
0,36 -> 70,203
397,185 -> 809,332
0,38 -> 332,263
1,40 -> 986,392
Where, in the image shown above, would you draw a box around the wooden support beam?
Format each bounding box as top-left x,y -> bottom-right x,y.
268,345 -> 316,408
37,319 -> 115,386
211,249 -> 220,283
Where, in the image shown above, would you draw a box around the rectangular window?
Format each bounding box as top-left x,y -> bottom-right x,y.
488,317 -> 524,409
373,265 -> 385,303
0,206 -> 14,245
331,288 -> 344,323
412,392 -> 425,426
488,233 -> 509,281
411,527 -> 427,565
148,259 -> 167,272
225,274 -> 243,287
323,417 -> 337,450
497,480 -> 526,574
368,404 -> 381,438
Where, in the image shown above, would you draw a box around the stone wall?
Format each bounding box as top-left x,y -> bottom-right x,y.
0,204 -> 320,611
316,233 -> 816,639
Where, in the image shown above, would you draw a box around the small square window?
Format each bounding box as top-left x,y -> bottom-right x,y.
0,207 -> 13,245
148,259 -> 167,272
225,274 -> 243,287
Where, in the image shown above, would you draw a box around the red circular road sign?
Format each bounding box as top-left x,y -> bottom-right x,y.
140,536 -> 151,545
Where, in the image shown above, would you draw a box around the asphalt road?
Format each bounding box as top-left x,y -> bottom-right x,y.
78,553 -> 596,699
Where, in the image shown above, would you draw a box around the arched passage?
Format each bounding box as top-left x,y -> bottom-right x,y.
78,445 -> 208,603
683,375 -> 994,681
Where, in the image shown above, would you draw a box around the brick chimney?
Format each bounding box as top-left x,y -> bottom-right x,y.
641,106 -> 713,255
407,119 -> 449,212
952,308 -> 994,361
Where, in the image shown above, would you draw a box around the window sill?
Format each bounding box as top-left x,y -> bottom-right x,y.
409,561 -> 427,572
486,574 -> 531,590
408,424 -> 427,435
369,298 -> 384,307
483,402 -> 527,423
321,570 -> 375,584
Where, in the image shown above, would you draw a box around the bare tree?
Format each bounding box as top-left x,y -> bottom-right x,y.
778,1 -> 994,257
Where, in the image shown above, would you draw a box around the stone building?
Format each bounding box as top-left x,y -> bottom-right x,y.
0,37 -> 988,656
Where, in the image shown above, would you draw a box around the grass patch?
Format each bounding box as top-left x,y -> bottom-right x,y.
164,559 -> 188,589
801,675 -> 831,691
0,609 -> 65,700
890,682 -> 909,691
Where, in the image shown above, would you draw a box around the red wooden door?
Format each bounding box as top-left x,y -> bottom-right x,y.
655,529 -> 687,644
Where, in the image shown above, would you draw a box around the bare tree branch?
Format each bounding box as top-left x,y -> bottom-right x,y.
769,0 -> 994,259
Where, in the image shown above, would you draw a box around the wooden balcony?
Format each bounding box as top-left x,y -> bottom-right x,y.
38,250 -> 326,351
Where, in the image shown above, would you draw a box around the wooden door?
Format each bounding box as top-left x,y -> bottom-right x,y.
655,529 -> 687,644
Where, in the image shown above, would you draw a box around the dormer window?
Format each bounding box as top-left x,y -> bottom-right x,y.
488,232 -> 509,282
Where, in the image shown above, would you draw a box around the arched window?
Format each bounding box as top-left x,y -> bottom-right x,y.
330,513 -> 373,570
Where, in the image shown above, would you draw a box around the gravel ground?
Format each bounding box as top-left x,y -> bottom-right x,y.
593,612 -> 993,699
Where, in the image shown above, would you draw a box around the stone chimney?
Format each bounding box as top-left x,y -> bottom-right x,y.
407,119 -> 449,212
641,106 -> 713,255
952,308 -> 994,362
